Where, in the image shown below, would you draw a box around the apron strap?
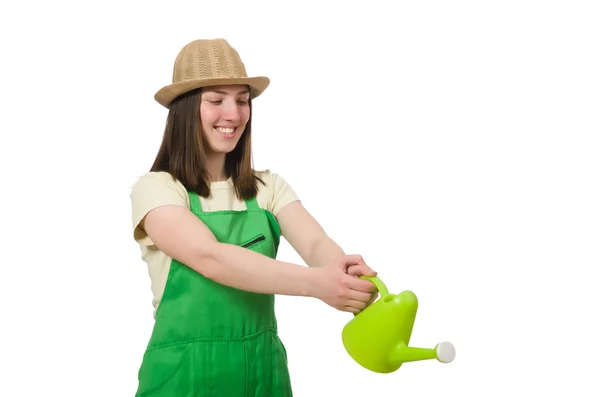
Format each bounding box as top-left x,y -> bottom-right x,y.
188,192 -> 204,214
245,196 -> 260,211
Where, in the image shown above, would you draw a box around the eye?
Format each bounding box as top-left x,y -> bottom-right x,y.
209,100 -> 223,105
237,99 -> 249,105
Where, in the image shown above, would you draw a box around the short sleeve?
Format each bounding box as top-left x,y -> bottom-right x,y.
130,171 -> 189,246
268,171 -> 300,216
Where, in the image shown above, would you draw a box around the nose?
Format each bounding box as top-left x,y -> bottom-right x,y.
221,100 -> 241,123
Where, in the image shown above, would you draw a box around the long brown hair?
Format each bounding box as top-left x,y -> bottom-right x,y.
150,87 -> 263,199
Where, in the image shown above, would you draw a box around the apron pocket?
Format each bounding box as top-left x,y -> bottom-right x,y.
240,234 -> 266,249
207,342 -> 248,397
272,337 -> 293,396
136,342 -> 193,397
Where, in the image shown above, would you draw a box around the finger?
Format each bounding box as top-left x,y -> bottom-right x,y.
346,264 -> 363,276
343,298 -> 371,313
344,308 -> 360,314
368,292 -> 379,305
343,305 -> 361,314
341,254 -> 367,269
347,263 -> 377,277
346,275 -> 378,293
345,288 -> 374,303
346,299 -> 368,311
333,303 -> 357,313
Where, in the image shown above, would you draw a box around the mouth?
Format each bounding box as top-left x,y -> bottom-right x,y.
214,126 -> 237,138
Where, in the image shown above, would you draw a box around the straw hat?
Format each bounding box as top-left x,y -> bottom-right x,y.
154,38 -> 270,108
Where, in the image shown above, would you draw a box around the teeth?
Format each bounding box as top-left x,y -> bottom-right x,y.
216,127 -> 235,134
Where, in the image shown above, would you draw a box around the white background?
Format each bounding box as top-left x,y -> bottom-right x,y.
2,0 -> 599,396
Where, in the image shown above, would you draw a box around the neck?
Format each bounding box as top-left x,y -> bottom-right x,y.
205,153 -> 228,182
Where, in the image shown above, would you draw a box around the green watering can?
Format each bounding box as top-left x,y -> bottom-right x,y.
342,276 -> 455,373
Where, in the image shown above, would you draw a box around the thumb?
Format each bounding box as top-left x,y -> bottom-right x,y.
339,254 -> 367,272
347,263 -> 377,277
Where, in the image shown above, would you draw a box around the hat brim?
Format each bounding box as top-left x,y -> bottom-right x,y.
154,76 -> 270,108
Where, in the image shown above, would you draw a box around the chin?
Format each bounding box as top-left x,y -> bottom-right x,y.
208,142 -> 239,154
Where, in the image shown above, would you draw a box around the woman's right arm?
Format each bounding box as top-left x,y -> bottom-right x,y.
142,204 -> 313,296
141,204 -> 375,310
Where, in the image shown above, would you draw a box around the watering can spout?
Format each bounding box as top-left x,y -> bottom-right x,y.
389,341 -> 456,364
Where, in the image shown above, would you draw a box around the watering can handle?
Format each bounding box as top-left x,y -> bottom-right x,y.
359,275 -> 389,297
351,276 -> 390,317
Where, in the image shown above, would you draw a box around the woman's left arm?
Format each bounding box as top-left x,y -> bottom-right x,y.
276,201 -> 375,274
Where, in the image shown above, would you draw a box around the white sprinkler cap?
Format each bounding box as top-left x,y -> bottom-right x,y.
436,342 -> 456,363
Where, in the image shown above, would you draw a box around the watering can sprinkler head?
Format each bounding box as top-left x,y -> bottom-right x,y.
341,276 -> 455,373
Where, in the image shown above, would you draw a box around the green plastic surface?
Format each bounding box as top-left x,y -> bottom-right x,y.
341,276 -> 448,373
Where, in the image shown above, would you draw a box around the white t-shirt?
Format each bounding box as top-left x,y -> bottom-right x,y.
130,169 -> 300,315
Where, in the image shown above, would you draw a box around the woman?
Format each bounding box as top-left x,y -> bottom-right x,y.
130,38 -> 378,397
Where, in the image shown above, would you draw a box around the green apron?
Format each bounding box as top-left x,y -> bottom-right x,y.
135,192 -> 293,397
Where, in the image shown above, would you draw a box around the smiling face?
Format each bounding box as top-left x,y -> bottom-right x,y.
199,85 -> 251,155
